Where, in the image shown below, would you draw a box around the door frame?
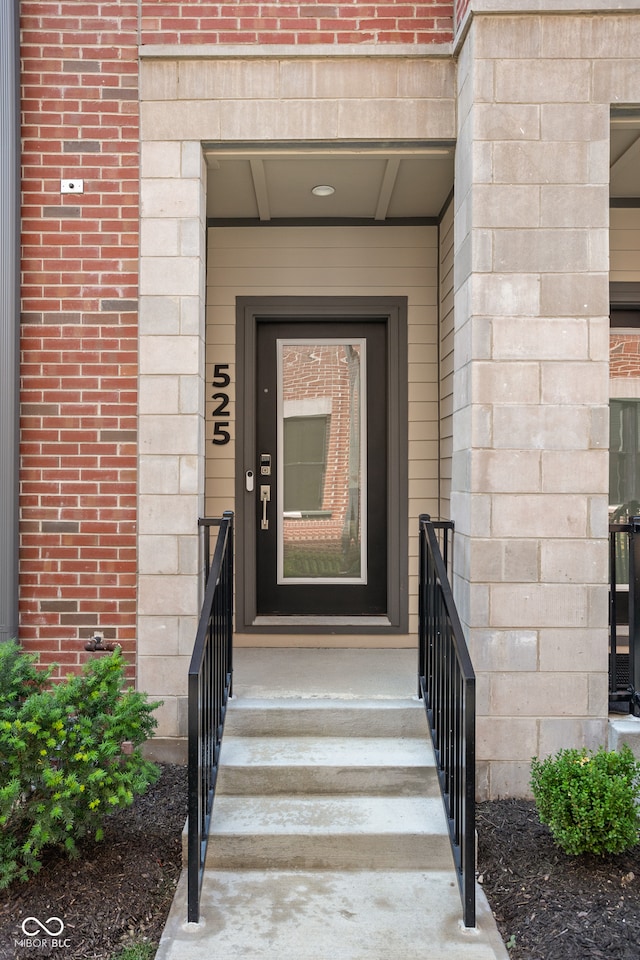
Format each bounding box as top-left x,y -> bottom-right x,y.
236,296 -> 408,634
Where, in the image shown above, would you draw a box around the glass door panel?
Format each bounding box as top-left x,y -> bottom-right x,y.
254,317 -> 387,619
277,339 -> 366,583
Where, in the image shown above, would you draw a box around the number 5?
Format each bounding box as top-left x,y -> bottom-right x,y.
213,363 -> 230,388
213,421 -> 231,445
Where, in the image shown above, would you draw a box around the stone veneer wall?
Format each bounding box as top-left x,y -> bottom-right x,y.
453,12 -> 640,798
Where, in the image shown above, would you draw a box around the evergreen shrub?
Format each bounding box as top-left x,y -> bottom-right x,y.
0,641 -> 160,888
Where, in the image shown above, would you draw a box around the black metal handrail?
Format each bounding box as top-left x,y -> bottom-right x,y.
418,514 -> 476,928
187,511 -> 234,923
609,517 -> 640,715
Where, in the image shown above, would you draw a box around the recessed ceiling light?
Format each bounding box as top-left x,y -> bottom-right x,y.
311,184 -> 335,197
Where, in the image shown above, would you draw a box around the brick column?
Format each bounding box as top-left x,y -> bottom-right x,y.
453,15 -> 611,798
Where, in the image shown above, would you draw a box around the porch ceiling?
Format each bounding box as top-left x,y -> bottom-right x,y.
204,145 -> 455,221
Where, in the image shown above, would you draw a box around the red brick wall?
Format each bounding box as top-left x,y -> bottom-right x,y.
19,1 -> 140,676
140,0 -> 454,45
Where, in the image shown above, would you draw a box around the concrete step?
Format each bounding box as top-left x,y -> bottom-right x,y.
217,735 -> 439,796
223,696 -> 428,738
205,795 -> 452,870
187,698 -> 450,874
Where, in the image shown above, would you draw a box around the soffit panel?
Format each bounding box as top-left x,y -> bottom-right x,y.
205,149 -> 455,220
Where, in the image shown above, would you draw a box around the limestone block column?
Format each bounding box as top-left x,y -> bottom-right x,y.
453,15 -> 612,798
137,136 -> 208,740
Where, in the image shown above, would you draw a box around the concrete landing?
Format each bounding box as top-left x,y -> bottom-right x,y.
156,869 -> 508,960
231,647 -> 418,700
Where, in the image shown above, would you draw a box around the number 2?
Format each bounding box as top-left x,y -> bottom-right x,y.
212,392 -> 229,416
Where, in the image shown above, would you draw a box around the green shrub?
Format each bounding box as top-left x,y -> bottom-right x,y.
530,745 -> 640,856
0,642 -> 160,888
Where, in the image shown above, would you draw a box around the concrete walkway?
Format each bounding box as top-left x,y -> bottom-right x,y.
155,648 -> 509,960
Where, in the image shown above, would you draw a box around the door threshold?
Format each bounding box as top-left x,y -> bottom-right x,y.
253,615 -> 393,627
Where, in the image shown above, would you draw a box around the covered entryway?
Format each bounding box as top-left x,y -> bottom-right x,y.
203,143 -> 455,640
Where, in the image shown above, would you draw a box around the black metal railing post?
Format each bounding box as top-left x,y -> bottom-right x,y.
630,518 -> 640,710
609,523 -> 622,699
187,512 -> 234,923
418,514 -> 476,929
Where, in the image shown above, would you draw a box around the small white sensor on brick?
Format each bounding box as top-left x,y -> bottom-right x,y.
61,179 -> 84,193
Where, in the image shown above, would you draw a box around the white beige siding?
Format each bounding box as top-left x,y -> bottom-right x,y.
610,208 -> 640,283
438,198 -> 455,520
205,224 -> 439,635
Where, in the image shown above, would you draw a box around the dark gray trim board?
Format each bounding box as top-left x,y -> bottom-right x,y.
235,296 -> 409,634
203,139 -> 456,154
0,0 -> 20,641
207,217 -> 438,228
610,282 -> 640,308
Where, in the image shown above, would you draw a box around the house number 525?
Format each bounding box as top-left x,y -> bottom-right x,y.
212,363 -> 231,445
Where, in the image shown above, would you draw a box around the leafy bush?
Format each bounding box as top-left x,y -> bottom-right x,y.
530,745 -> 640,856
0,642 -> 160,888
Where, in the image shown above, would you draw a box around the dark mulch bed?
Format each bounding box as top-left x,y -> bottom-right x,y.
477,798 -> 640,960
0,764 -> 187,960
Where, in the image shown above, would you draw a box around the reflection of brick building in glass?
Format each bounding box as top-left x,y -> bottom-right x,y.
281,342 -> 362,579
610,333 -> 640,516
610,334 -> 640,379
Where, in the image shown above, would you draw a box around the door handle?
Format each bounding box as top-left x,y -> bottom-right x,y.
260,485 -> 270,530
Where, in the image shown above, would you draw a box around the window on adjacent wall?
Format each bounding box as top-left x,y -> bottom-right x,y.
610,399 -> 640,518
283,415 -> 330,512
610,294 -> 640,519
